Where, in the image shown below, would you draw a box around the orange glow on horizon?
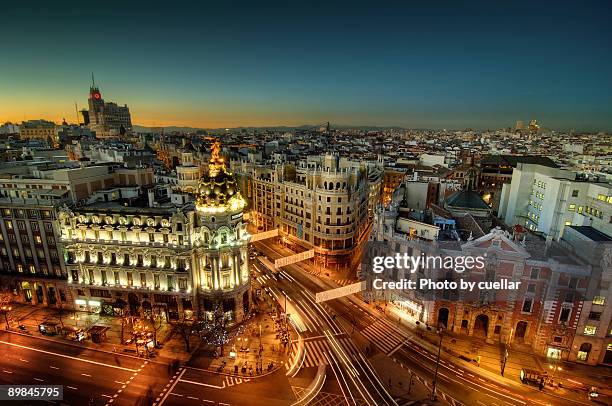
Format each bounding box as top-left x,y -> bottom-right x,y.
0,111 -> 326,129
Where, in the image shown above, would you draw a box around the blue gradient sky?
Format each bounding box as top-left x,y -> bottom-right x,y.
1,1 -> 611,130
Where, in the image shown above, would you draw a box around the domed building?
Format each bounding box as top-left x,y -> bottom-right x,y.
58,140 -> 251,325
188,140 -> 251,322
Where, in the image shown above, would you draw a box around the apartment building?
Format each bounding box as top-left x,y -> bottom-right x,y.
372,204 -> 610,365
0,202 -> 68,308
0,162 -> 158,309
234,154 -> 378,270
499,163 -> 612,240
19,120 -> 57,142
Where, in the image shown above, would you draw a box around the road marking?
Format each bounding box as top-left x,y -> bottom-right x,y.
114,381 -> 124,385
81,373 -> 92,377
2,370 -> 12,374
67,386 -> 77,390
33,378 -> 43,382
101,395 -> 113,398
19,358 -> 29,363
50,366 -> 59,370
187,396 -> 199,400
179,379 -> 226,389
0,340 -> 137,372
157,368 -> 186,406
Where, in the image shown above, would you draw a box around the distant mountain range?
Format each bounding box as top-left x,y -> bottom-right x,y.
132,124 -> 407,133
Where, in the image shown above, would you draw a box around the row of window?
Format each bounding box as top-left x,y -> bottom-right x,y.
583,206 -> 605,220
527,211 -> 540,222
3,220 -> 53,232
75,229 -> 171,244
596,194 -> 612,203
1,208 -> 53,219
76,269 -> 188,291
1,234 -> 49,245
528,200 -> 543,211
533,179 -> 547,189
2,247 -> 59,261
68,252 -> 187,270
3,262 -> 62,276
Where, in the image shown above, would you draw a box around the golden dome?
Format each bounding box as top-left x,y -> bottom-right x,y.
195,140 -> 246,213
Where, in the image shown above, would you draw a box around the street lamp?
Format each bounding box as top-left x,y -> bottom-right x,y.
431,325 -> 445,401
1,305 -> 12,329
548,363 -> 562,386
501,344 -> 509,376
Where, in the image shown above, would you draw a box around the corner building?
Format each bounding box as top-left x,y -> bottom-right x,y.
59,142 -> 251,323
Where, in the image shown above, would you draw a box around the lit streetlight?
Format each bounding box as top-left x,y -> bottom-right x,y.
1,305 -> 12,329
431,325 -> 445,401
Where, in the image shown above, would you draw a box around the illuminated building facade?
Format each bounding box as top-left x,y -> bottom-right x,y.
374,203 -> 612,366
233,154 -> 374,270
190,141 -> 251,321
59,141 -> 251,322
0,202 -> 68,308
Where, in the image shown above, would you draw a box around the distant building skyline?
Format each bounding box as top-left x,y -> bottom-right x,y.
1,1 -> 611,131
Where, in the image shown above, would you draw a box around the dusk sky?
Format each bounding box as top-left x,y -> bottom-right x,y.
1,1 -> 611,131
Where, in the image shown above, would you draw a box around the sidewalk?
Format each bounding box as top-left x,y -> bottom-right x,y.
186,278 -> 291,377
5,303 -> 193,364
381,301 -> 612,397
202,311 -> 290,377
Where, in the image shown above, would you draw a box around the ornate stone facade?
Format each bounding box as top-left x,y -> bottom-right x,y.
59,141 -> 251,323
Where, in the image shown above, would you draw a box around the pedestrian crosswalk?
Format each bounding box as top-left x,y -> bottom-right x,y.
335,279 -> 356,286
302,337 -> 362,368
360,319 -> 407,354
224,376 -> 250,387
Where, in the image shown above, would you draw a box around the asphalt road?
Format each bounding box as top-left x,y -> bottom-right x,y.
157,367 -> 294,406
253,240 -> 399,406
253,238 -> 597,406
0,330 -> 170,406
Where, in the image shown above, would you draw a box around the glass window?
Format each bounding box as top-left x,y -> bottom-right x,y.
522,298 -> 533,313
583,325 -> 597,336
593,296 -> 605,305
588,311 -> 601,321
559,307 -> 571,323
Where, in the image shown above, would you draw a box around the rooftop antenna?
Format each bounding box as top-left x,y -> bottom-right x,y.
91,72 -> 96,88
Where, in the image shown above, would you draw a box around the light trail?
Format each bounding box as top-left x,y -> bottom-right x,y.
323,351 -> 356,406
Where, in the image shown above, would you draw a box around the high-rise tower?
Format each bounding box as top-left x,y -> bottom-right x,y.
85,74 -> 132,137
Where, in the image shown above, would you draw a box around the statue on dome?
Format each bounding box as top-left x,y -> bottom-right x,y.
208,140 -> 225,177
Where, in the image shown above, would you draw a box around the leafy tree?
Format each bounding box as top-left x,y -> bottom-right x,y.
174,315 -> 195,352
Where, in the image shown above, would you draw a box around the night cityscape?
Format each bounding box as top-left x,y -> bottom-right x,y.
0,1 -> 611,405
